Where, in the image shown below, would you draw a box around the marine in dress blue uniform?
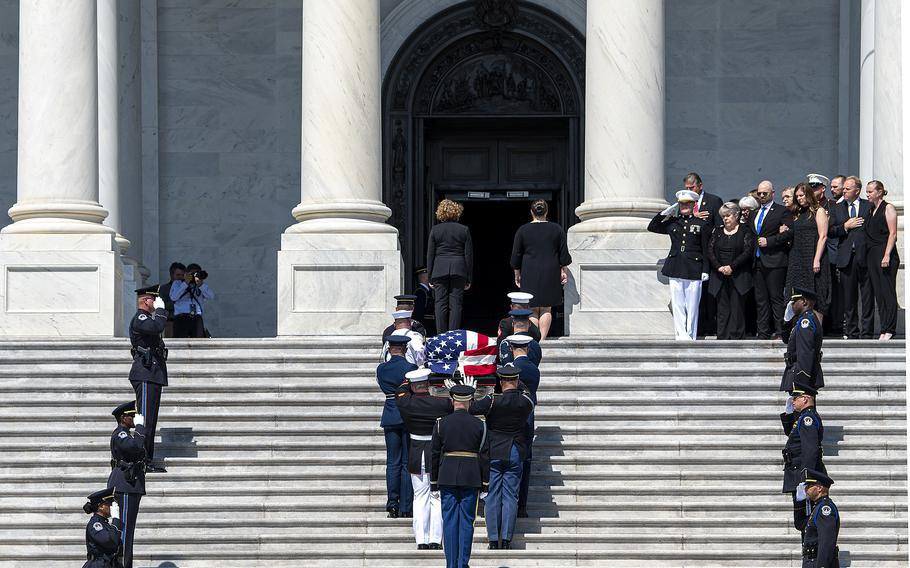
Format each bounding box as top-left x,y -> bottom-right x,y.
377,335 -> 418,518
506,335 -> 540,517
81,487 -> 123,568
781,382 -> 826,533
128,285 -> 168,472
802,469 -> 840,568
431,384 -> 490,568
107,402 -> 147,568
780,288 -> 824,392
498,309 -> 542,366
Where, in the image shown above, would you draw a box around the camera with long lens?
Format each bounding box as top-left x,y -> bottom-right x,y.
187,269 -> 208,281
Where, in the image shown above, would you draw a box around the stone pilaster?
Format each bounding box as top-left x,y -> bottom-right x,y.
277,0 -> 400,335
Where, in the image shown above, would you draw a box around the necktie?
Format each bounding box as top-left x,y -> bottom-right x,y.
694,199 -> 700,214
755,206 -> 768,257
850,202 -> 856,218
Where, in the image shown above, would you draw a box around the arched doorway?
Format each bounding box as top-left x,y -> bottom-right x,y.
382,0 -> 584,334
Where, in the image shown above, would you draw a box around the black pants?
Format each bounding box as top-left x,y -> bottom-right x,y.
697,287 -> 717,336
839,255 -> 875,338
131,381 -> 162,461
867,247 -> 900,334
753,265 -> 787,338
715,280 -> 746,340
173,314 -> 205,338
824,263 -> 844,335
432,275 -> 466,333
115,493 -> 142,568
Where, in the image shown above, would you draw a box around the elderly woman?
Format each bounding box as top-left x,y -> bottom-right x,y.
707,202 -> 755,339
427,199 -> 473,332
738,195 -> 760,226
781,186 -> 797,216
863,180 -> 900,340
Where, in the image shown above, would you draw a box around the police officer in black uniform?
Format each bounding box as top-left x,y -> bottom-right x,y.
781,381 -> 826,533
81,487 -> 123,568
413,268 -> 437,337
802,468 -> 840,568
780,288 -> 824,392
381,295 -> 428,340
108,401 -> 147,568
129,285 -> 168,472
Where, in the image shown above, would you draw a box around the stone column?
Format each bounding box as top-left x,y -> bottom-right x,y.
0,0 -> 123,336
872,0 -> 903,206
859,0 -> 875,182
277,0 -> 401,335
565,0 -> 671,336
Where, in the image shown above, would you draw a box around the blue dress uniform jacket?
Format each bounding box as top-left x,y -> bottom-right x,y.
780,406 -> 826,493
511,356 -> 540,404
82,514 -> 123,568
648,212 -> 711,280
128,308 -> 168,386
430,409 -> 490,491
108,425 -> 147,495
803,496 -> 840,568
780,311 -> 824,392
395,383 -> 453,473
471,389 -> 535,462
498,336 -> 542,366
377,356 -> 418,428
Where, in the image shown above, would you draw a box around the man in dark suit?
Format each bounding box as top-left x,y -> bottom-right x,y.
828,175 -> 874,338
752,181 -> 792,339
427,205 -> 474,332
685,172 -> 723,336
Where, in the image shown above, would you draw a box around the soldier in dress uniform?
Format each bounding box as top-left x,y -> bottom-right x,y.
128,285 -> 168,473
496,292 -> 541,342
413,268 -> 437,337
431,384 -> 490,568
781,381 -> 826,533
377,335 -> 418,519
471,365 -> 535,549
108,401 -> 147,568
802,468 -> 840,568
498,309 -> 542,366
780,287 -> 824,392
648,189 -> 711,340
81,487 -> 123,568
382,295 -> 428,340
380,310 -> 426,365
506,335 -> 540,518
395,367 -> 453,550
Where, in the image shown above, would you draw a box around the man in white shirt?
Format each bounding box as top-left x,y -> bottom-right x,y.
169,263 -> 215,338
381,310 -> 426,365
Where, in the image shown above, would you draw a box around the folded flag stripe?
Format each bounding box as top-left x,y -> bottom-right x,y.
426,329 -> 495,377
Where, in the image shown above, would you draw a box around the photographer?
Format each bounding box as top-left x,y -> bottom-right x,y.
169,263 -> 215,338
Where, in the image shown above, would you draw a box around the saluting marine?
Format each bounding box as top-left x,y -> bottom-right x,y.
81,487 -> 123,568
129,285 -> 168,473
780,287 -> 824,392
781,381 -> 826,533
108,401 -> 147,568
802,469 -> 841,568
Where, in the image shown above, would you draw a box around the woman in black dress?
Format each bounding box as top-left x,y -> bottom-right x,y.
783,183 -> 831,320
707,202 -> 755,339
427,199 -> 473,333
864,180 -> 900,340
510,200 -> 572,340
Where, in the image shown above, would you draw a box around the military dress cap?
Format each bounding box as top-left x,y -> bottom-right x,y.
496,364 -> 521,379
791,381 -> 819,397
791,287 -> 818,302
87,487 -> 117,507
807,173 -> 830,187
508,308 -> 533,320
392,309 -> 413,320
449,384 -> 476,401
415,266 -> 428,275
803,468 -> 834,488
385,335 -> 411,347
394,294 -> 418,305
505,334 -> 532,346
676,189 -> 699,203
135,284 -> 160,297
507,291 -> 534,304
112,400 -> 137,418
405,368 -> 432,382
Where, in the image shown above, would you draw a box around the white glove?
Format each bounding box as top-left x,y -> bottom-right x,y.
443,378 -> 456,390
153,297 -> 165,310
462,375 -> 476,390
795,482 -> 807,502
784,396 -> 794,414
430,491 -> 440,500
783,300 -> 795,322
133,414 -> 145,427
479,492 -> 488,501
660,203 -> 679,217
109,501 -> 120,520
701,273 -> 709,282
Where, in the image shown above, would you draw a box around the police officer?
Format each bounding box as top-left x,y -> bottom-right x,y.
648,189 -> 711,340
506,335 -> 540,518
81,487 -> 122,568
471,365 -> 534,549
413,268 -> 437,337
108,401 -> 147,568
802,468 -> 840,568
781,381 -> 826,533
496,292 -> 541,343
129,285 -> 168,473
377,335 -> 418,519
382,295 -> 428,340
395,367 -> 453,550
431,383 -> 490,568
780,288 -> 824,392
498,309 -> 542,366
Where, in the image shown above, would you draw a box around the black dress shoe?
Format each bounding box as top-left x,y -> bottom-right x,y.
145,463 -> 167,473
501,539 -> 511,549
516,508 -> 528,518
429,543 -> 441,549
400,511 -> 412,518
488,541 -> 499,549
387,507 -> 399,519
418,544 -> 430,550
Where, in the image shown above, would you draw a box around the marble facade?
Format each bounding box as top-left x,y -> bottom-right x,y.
0,0 -> 903,337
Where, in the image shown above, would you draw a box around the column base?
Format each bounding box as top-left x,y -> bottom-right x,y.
277,220 -> 401,336
0,234 -> 124,336
565,219 -> 674,337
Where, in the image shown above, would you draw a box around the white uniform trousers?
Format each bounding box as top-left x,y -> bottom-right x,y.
410,459 -> 442,544
669,277 -> 702,340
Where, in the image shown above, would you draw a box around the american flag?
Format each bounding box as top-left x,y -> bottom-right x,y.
426,330 -> 497,377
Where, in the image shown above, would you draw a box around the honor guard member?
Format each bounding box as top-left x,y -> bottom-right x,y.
413,268 -> 437,337
81,487 -> 123,568
381,310 -> 426,365
382,295 -> 428,340
802,468 -> 840,568
780,287 -> 824,392
648,190 -> 711,340
781,381 -> 826,533
396,367 -> 453,550
498,309 -> 542,366
506,335 -> 540,517
496,292 -> 541,343
471,365 -> 534,549
431,384 -> 490,568
377,335 -> 418,519
129,285 -> 168,473
108,402 -> 147,568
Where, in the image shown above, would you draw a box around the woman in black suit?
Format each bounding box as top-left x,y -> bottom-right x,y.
707,202 -> 755,340
427,199 -> 473,332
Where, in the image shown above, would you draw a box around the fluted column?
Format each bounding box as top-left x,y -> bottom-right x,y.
566,0 -> 671,336
277,0 -> 401,335
872,0 -> 903,207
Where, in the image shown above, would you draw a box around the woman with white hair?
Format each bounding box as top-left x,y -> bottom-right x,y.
707,202 -> 755,339
738,195 -> 760,225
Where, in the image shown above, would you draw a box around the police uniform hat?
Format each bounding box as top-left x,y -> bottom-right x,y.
507,291 -> 534,304
790,381 -> 819,398
497,364 -> 521,379
394,294 -> 418,306
112,400 -> 137,419
676,190 -> 699,203
806,173 -> 830,187
415,267 -> 427,275
83,487 -> 116,514
392,309 -> 413,320
505,334 -> 532,346
803,468 -> 834,488
790,287 -> 818,302
405,368 -> 431,383
508,308 -> 533,320
135,284 -> 160,298
385,335 -> 411,347
449,384 -> 475,402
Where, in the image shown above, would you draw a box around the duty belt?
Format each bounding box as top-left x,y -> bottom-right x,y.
410,434 -> 432,441
444,451 -> 478,458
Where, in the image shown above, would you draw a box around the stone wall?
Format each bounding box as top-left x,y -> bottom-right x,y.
0,0 -> 16,223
